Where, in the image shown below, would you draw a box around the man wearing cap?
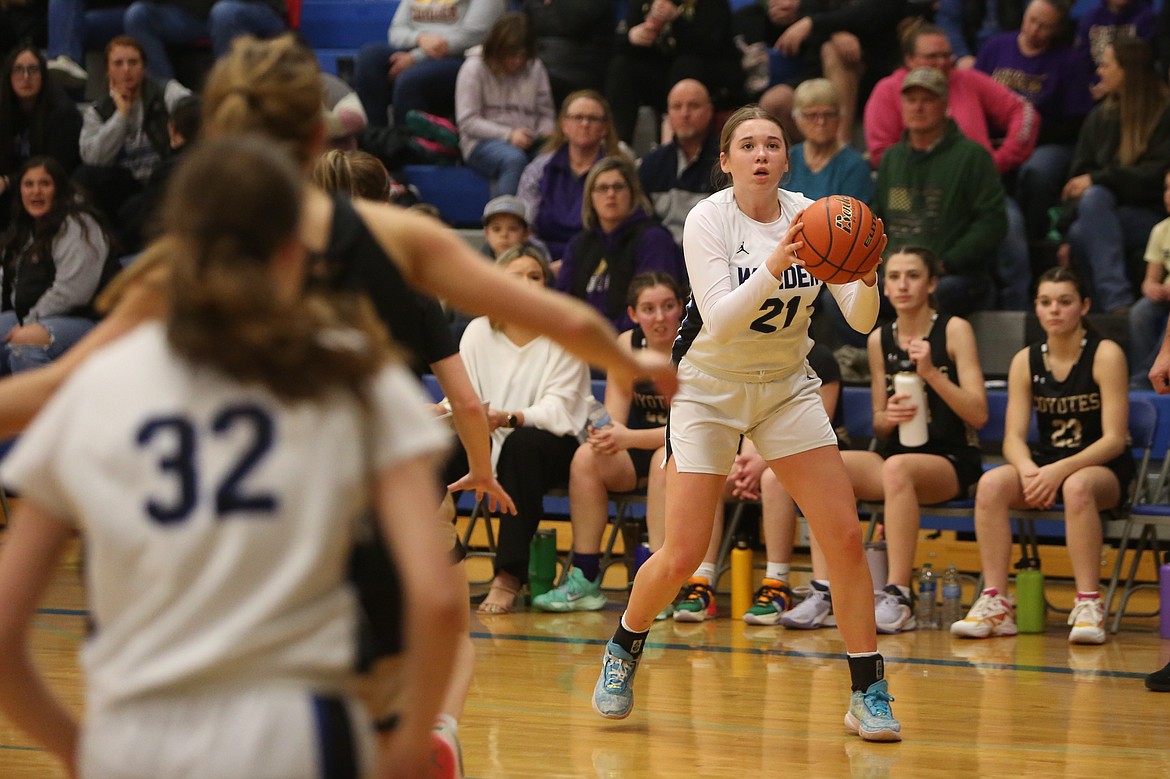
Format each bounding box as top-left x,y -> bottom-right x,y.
863,22 -> 1038,174
637,78 -> 719,247
873,66 -> 1008,316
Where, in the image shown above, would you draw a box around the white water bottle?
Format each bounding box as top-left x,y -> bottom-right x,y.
893,370 -> 928,447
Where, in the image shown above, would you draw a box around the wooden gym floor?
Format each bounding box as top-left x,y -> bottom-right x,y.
3,540 -> 1168,779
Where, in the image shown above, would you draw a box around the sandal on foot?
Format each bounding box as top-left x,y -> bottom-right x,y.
477,582 -> 520,615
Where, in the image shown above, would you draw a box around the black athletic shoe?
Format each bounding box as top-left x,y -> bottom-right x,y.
1145,661 -> 1170,692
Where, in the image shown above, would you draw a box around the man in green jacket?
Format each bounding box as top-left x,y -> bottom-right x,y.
873,66 -> 1008,316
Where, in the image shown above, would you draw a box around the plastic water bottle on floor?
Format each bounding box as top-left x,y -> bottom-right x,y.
941,564 -> 962,628
915,563 -> 937,629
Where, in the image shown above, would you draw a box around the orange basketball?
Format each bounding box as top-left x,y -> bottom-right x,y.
794,195 -> 884,284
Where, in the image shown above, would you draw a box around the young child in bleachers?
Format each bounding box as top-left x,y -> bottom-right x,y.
1128,170 -> 1170,389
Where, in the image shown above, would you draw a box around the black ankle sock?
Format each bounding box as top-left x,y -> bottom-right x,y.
847,652 -> 884,692
613,617 -> 650,659
575,553 -> 600,582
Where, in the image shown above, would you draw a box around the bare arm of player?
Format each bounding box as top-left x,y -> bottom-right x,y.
346,197 -> 677,402
430,353 -> 516,515
1001,348 -> 1038,472
1150,319 -> 1170,392
372,452 -> 464,779
593,330 -> 665,454
911,317 -> 989,430
0,505 -> 80,777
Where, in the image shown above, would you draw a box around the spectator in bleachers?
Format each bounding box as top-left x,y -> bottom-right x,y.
480,194 -> 534,259
873,68 -> 1008,316
322,73 -> 368,152
839,246 -> 987,634
463,244 -> 591,615
1058,35 -> 1170,314
605,0 -> 744,145
119,93 -> 199,251
556,156 -> 685,333
123,0 -> 289,81
732,0 -> 826,142
936,0 -> 1025,69
0,46 -> 82,232
517,89 -> 627,266
786,77 -> 872,201
865,21 -> 1039,174
43,0 -> 126,88
521,0 -> 613,109
953,266 -> 1130,645
866,23 -> 1035,309
1075,0 -> 1156,80
75,35 -> 191,233
455,12 -> 555,196
1129,171 -> 1170,388
637,78 -> 719,247
354,0 -> 504,128
766,0 -> 915,148
0,156 -> 109,374
532,272 -> 683,613
976,0 -> 1094,251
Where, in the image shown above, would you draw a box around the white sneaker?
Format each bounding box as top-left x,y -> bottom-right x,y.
873,586 -> 916,634
779,582 -> 836,629
1067,597 -> 1106,645
951,592 -> 1018,638
46,55 -> 88,89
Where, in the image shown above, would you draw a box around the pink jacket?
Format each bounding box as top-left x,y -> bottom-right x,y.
863,66 -> 1040,176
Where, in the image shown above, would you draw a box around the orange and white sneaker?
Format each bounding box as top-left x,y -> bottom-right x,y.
950,591 -> 1018,638
1067,596 -> 1106,645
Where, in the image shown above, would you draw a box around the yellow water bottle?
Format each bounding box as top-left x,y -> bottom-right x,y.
731,541 -> 753,620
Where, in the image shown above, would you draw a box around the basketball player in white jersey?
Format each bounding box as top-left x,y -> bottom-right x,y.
0,138 -> 461,778
593,105 -> 904,741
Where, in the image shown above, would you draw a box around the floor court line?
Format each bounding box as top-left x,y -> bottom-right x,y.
469,629 -> 1148,680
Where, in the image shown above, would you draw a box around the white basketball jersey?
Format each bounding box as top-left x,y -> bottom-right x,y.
2,323 -> 450,716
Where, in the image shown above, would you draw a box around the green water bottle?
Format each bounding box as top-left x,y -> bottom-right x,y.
528,528 -> 557,599
1015,557 -> 1046,633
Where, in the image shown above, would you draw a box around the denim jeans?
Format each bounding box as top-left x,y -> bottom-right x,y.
1016,143 -> 1074,244
0,312 -> 95,374
209,0 -> 284,56
47,0 -> 125,62
1129,295 -> 1170,385
1068,185 -> 1164,312
353,44 -> 463,126
935,274 -> 995,318
123,0 -> 207,80
466,138 -> 535,196
996,196 -> 1031,310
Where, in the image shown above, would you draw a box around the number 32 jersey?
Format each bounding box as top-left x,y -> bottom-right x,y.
1,322 -> 450,716
674,187 -> 876,381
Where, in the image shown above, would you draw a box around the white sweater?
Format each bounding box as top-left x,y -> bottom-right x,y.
458,316 -> 590,471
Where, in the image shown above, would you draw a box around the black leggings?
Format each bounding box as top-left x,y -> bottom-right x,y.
492,428 -> 580,583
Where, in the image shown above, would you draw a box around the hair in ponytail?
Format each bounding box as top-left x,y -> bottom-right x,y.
163,136 -> 392,402
201,34 -> 324,169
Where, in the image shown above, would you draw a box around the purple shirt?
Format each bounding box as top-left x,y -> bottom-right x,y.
1075,1 -> 1157,65
976,32 -> 1094,129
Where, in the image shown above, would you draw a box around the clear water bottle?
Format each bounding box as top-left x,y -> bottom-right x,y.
941,564 -> 962,629
588,399 -> 612,429
915,563 -> 938,629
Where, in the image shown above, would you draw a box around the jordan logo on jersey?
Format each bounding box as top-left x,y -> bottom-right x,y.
735,242 -> 748,255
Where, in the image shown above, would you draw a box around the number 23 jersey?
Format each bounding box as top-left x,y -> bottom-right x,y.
1,322 -> 450,715
674,187 -> 873,380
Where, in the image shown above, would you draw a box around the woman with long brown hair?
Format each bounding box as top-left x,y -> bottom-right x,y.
1059,35 -> 1170,313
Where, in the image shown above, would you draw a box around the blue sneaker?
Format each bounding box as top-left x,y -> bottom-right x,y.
532,567 -> 606,612
592,640 -> 640,719
844,679 -> 902,742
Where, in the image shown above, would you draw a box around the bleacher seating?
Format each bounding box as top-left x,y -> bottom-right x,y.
403,165 -> 492,227
300,0 -> 398,75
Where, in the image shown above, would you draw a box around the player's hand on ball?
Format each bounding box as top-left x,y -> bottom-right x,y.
765,217 -> 805,279
860,224 -> 886,286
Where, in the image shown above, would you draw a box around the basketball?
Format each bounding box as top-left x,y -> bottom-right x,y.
794,195 -> 884,284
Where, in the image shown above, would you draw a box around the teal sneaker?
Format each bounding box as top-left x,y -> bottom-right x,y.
743,578 -> 793,625
592,640 -> 639,719
532,567 -> 606,612
673,577 -> 715,622
844,679 -> 902,742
